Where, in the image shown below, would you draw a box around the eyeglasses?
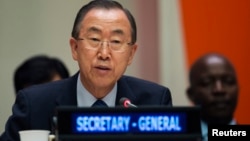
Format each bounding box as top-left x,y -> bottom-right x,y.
76,37 -> 133,52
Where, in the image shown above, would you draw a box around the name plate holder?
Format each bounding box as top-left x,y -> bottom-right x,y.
56,106 -> 201,141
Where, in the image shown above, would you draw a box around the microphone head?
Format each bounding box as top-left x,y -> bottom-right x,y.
119,97 -> 131,108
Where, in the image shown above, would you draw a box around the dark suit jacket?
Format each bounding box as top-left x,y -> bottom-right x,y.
0,73 -> 172,141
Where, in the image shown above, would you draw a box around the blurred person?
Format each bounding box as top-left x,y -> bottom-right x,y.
0,1 -> 172,141
14,55 -> 70,95
186,53 -> 239,141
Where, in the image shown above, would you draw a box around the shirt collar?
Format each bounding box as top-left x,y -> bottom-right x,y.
76,74 -> 117,107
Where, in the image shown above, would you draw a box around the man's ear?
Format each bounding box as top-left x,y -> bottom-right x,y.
186,87 -> 197,106
186,87 -> 195,102
127,44 -> 138,65
69,37 -> 78,61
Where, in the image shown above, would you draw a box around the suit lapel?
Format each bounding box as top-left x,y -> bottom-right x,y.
55,72 -> 79,106
115,76 -> 136,106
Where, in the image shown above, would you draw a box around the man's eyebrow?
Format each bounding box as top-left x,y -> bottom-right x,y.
111,29 -> 125,35
87,26 -> 101,33
86,27 -> 125,35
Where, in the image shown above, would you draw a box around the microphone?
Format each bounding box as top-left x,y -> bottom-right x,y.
119,97 -> 137,108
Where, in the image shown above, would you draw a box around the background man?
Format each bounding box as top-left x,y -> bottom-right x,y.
186,53 -> 239,141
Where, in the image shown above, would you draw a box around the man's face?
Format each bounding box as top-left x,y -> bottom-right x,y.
189,56 -> 239,123
70,8 -> 137,98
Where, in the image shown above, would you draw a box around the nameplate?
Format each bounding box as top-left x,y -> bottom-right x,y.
56,106 -> 201,141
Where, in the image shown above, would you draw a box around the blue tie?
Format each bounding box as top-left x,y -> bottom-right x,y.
92,100 -> 108,107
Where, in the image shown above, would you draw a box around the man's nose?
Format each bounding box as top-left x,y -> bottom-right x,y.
213,80 -> 225,93
97,42 -> 111,59
99,41 -> 111,50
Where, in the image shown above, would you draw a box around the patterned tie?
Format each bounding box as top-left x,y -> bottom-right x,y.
92,99 -> 108,107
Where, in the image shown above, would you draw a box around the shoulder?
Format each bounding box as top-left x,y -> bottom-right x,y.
118,75 -> 172,106
119,75 -> 167,88
119,75 -> 171,96
17,74 -> 77,100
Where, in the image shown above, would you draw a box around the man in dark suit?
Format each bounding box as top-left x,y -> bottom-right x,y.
0,1 -> 172,141
186,53 -> 239,141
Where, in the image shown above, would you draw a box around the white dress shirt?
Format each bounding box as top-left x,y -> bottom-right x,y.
76,74 -> 117,107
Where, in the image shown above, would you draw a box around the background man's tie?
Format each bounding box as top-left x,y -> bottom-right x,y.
92,99 -> 108,107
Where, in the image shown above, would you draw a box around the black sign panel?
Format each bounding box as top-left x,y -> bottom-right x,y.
56,106 -> 201,141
